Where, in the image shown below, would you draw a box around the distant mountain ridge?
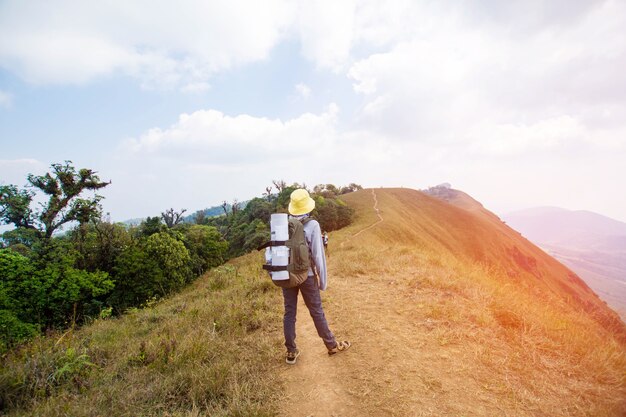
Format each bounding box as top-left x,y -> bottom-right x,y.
502,206 -> 626,319
504,206 -> 626,252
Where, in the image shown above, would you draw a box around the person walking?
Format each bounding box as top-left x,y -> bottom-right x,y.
283,188 -> 351,365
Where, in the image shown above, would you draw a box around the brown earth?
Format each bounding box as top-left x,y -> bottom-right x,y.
278,188 -> 626,417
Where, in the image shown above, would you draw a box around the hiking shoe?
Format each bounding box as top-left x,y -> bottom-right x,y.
328,340 -> 351,356
286,349 -> 300,365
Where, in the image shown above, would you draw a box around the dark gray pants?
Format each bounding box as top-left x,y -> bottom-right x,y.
282,275 -> 336,352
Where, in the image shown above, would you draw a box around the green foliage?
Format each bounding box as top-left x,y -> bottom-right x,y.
69,221 -> 132,273
1,227 -> 40,253
0,161 -> 110,239
138,216 -> 165,237
50,347 -> 95,385
145,232 -> 193,290
109,243 -> 161,310
0,246 -> 114,350
207,182 -> 356,259
0,164 -> 233,353
0,185 -> 34,229
242,197 -> 273,224
179,224 -> 228,275
312,196 -> 354,232
0,310 -> 38,352
106,221 -> 228,311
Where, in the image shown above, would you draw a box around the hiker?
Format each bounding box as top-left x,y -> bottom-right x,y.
283,189 -> 351,364
322,231 -> 329,250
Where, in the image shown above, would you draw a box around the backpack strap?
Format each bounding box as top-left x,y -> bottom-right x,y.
263,264 -> 289,272
257,240 -> 290,251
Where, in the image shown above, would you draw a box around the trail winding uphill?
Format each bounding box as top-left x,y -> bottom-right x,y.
278,188 -> 626,417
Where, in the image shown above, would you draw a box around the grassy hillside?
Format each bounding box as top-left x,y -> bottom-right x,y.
420,186 -> 625,337
309,188 -> 625,416
0,257 -> 284,416
2,187 -> 625,416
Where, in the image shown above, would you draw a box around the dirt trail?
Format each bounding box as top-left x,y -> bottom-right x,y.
277,189 -> 520,416
278,189 -> 384,416
277,188 -> 626,417
351,189 -> 384,238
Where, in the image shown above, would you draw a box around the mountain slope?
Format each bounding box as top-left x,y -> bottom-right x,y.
502,207 -> 626,319
396,187 -> 623,334
281,188 -> 625,416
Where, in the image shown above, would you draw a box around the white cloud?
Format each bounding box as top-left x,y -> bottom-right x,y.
0,0 -> 294,89
346,0 -> 626,150
294,0 -> 357,70
0,90 -> 13,108
467,116 -> 584,156
295,83 -> 311,99
122,103 -> 340,162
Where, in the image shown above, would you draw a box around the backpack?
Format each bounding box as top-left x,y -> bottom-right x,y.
258,217 -> 312,288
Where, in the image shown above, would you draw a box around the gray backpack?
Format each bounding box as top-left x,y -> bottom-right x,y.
258,217 -> 311,288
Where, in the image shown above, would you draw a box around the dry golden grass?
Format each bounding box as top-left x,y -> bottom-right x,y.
312,188 -> 626,416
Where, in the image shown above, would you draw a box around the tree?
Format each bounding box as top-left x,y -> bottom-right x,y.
181,225 -> 228,275
161,208 -> 187,228
145,232 -> 193,293
137,216 -> 163,237
263,186 -> 273,201
272,179 -> 287,193
231,199 -> 240,215
0,161 -> 110,239
0,185 -> 34,229
69,220 -> 132,274
243,198 -> 272,224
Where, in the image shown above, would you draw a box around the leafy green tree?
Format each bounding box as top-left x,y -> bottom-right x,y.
138,216 -> 165,237
69,221 -> 132,274
0,162 -> 109,240
109,243 -> 162,310
0,185 -> 34,229
0,243 -> 114,330
145,232 -> 193,293
243,197 -> 272,223
275,185 -> 298,210
0,250 -> 38,351
242,220 -> 270,253
180,225 -> 228,275
194,210 -> 207,225
0,227 -> 40,254
29,240 -> 114,326
315,198 -> 338,231
339,183 -> 363,194
336,200 -> 354,229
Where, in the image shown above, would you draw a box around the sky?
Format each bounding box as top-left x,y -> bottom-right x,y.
1,0 -> 625,223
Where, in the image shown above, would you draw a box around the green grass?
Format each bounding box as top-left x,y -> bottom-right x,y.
0,252 -> 283,417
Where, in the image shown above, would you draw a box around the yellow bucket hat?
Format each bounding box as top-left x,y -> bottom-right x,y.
288,189 -> 315,215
